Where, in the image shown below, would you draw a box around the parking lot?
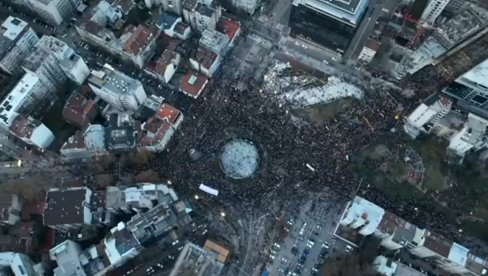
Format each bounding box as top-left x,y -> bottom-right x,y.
266,194 -> 349,275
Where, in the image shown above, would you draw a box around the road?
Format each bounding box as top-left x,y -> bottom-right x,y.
344,0 -> 403,60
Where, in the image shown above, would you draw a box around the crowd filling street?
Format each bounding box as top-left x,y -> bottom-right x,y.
1,0 -> 488,274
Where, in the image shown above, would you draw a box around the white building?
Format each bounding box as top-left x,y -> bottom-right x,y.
145,0 -> 183,14
0,252 -> 41,276
139,104 -> 184,152
0,72 -> 51,128
8,115 -> 55,149
0,17 -> 39,74
12,0 -> 82,25
84,124 -> 108,155
404,96 -> 452,138
0,194 -> 22,226
23,35 -> 89,93
183,0 -> 222,32
358,39 -> 380,63
200,29 -> 230,55
49,240 -> 86,276
420,0 -> 450,26
340,196 -> 385,236
88,64 -> 147,113
338,196 -> 488,276
447,113 -> 488,157
189,46 -> 221,77
144,48 -> 181,83
106,183 -> 178,214
119,25 -> 158,69
443,58 -> 488,118
229,0 -> 260,15
373,256 -> 398,276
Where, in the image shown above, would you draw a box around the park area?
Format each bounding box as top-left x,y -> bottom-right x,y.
353,135 -> 488,242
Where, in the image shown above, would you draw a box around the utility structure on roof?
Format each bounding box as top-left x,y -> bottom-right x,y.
88,64 -> 147,113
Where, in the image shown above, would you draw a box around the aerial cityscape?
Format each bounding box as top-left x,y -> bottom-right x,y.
0,0 -> 487,275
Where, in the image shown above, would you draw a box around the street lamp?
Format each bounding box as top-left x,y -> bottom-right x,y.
220,211 -> 226,218
194,194 -> 200,200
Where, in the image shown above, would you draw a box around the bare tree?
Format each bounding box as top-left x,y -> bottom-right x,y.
127,150 -> 155,168
94,174 -> 115,189
134,169 -> 160,183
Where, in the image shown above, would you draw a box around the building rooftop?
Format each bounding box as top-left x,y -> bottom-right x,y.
194,46 -> 219,69
62,91 -> 98,130
448,243 -> 469,268
89,64 -> 141,95
0,17 -> 29,59
203,240 -> 230,263
84,124 -> 107,152
139,117 -> 172,147
159,13 -> 180,30
423,231 -> 452,258
106,113 -> 138,150
9,115 -> 54,149
1,16 -> 28,41
365,39 -> 381,51
122,25 -> 156,55
217,17 -> 240,41
126,203 -> 177,244
150,48 -> 180,76
50,240 -> 86,276
342,196 -> 385,235
174,22 -> 190,36
294,0 -> 369,26
465,254 -> 488,275
170,243 -> 224,276
196,2 -> 215,17
182,0 -> 198,10
0,71 -> 41,127
179,72 -> 208,98
61,131 -> 87,151
434,5 -> 488,49
457,58 -> 488,90
395,262 -> 426,276
44,187 -> 91,227
156,104 -> 181,124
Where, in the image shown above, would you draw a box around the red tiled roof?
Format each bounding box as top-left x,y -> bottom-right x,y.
179,71 -> 208,98
62,92 -> 98,130
139,118 -> 172,147
123,25 -> 155,55
195,46 -> 218,69
9,115 -> 38,139
156,104 -> 181,124
365,39 -> 381,51
217,17 -> 241,41
152,49 -> 180,75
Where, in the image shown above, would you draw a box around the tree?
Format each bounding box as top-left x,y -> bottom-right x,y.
127,150 -> 155,168
94,174 -> 114,189
134,169 -> 160,183
1,178 -> 45,200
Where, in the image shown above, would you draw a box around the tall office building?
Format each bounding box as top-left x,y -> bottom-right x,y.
443,58 -> 488,118
88,64 -> 147,113
12,0 -> 82,25
288,0 -> 370,54
420,0 -> 450,26
0,17 -> 39,75
22,35 -> 90,93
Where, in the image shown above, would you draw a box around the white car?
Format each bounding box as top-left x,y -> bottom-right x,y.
345,245 -> 353,252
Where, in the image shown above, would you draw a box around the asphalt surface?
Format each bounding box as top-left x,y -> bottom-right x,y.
267,194 -> 345,276
344,0 -> 403,60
